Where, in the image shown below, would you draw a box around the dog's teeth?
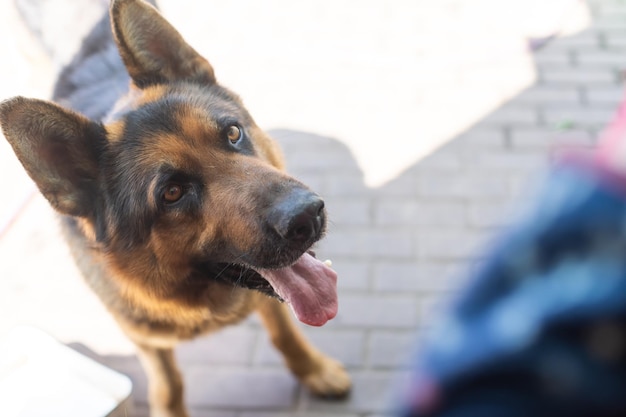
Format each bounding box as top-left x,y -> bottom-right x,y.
323,259 -> 332,267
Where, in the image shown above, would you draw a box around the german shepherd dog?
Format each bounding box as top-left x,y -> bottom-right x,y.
0,0 -> 351,415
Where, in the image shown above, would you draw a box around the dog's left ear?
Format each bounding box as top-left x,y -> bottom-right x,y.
0,97 -> 105,218
110,0 -> 216,88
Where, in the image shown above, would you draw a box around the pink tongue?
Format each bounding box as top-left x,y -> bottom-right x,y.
256,253 -> 338,326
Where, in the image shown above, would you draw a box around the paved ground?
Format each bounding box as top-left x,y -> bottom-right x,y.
0,0 -> 625,416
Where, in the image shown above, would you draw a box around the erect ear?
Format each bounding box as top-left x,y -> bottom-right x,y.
0,97 -> 106,217
110,0 -> 216,88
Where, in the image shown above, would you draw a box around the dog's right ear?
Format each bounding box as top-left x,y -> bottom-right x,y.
0,97 -> 106,217
110,0 -> 216,88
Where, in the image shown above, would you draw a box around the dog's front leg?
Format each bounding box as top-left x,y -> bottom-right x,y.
135,344 -> 189,417
256,298 -> 352,398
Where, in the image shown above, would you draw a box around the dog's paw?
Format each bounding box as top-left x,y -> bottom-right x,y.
300,355 -> 352,398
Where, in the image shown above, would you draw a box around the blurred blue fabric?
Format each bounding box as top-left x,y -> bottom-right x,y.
402,163 -> 626,417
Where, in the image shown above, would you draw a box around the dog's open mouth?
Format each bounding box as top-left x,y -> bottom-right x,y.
200,252 -> 338,326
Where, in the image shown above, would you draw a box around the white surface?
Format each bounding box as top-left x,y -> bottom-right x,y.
0,327 -> 132,417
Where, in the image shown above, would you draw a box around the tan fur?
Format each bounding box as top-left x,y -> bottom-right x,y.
0,1 -> 350,416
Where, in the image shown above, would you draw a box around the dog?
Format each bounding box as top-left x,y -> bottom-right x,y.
0,0 -> 351,415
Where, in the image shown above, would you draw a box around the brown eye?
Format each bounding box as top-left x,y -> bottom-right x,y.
163,183 -> 183,203
226,125 -> 242,144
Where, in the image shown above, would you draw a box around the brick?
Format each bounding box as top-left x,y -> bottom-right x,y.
373,261 -> 421,292
291,173 -> 326,196
373,201 -> 465,227
368,331 -> 417,368
175,326 -> 257,366
304,371 -> 409,414
605,34 -> 626,48
373,261 -> 466,293
333,260 -> 371,291
596,4 -> 626,16
417,175 -> 510,199
320,229 -> 413,259
510,173 -> 547,201
593,16 -> 626,31
467,200 -> 515,228
577,51 -> 626,67
324,174 -> 370,197
417,152 -> 462,171
471,151 -> 547,172
271,129 -> 338,148
540,68 -> 616,84
480,107 -> 538,125
377,174 -> 418,197
510,127 -> 593,149
585,86 -> 625,105
539,33 -> 601,49
254,329 -> 366,368
335,295 -> 419,328
419,295 -> 454,328
532,51 -> 572,66
515,87 -> 580,105
325,198 -> 372,226
509,128 -> 557,149
287,150 -> 356,172
455,129 -> 505,148
185,368 -> 297,409
552,130 -> 596,146
542,106 -> 616,127
416,230 -> 492,261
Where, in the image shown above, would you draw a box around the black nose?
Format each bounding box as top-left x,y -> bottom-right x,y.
270,191 -> 325,244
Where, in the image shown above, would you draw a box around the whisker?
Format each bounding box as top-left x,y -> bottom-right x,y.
213,252 -> 250,281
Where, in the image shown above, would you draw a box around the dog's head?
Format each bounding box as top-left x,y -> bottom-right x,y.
0,0 -> 337,326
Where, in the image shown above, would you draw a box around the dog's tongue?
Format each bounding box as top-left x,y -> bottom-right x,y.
257,253 -> 338,326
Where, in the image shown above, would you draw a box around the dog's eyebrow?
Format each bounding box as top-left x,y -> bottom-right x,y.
215,115 -> 241,128
155,163 -> 201,181
122,100 -> 183,142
